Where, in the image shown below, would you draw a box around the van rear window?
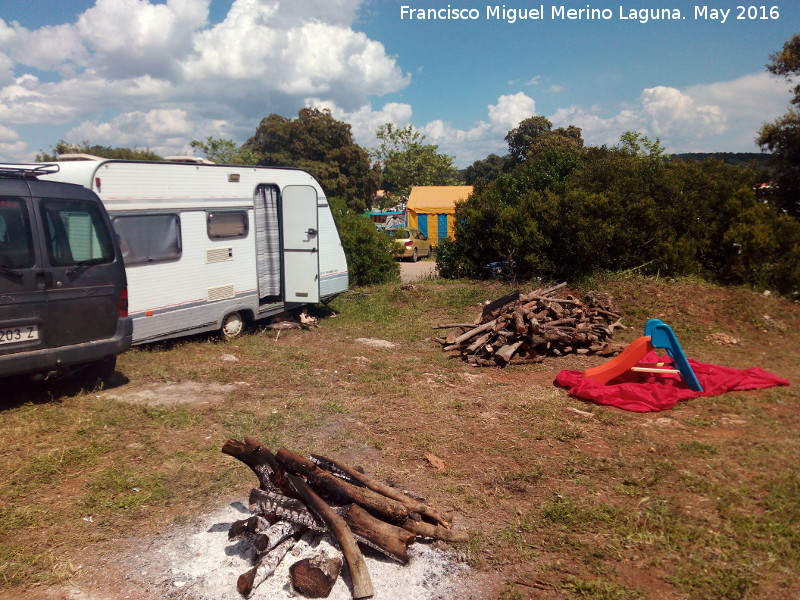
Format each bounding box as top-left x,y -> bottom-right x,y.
113,214 -> 182,264
0,199 -> 34,269
41,199 -> 115,267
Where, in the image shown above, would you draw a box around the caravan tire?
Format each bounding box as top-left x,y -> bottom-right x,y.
220,311 -> 245,339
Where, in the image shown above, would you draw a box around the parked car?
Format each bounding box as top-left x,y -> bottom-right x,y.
0,163 -> 132,382
384,227 -> 432,262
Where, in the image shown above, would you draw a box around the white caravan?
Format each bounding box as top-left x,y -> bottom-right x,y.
41,159 -> 348,344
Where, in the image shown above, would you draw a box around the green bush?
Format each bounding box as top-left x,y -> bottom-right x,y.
446,149 -> 800,297
329,198 -> 399,286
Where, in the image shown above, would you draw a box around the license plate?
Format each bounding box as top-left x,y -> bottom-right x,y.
0,324 -> 40,345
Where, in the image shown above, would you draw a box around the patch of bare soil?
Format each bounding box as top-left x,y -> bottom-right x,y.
98,381 -> 240,406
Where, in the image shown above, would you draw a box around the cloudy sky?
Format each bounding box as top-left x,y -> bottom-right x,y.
0,0 -> 797,167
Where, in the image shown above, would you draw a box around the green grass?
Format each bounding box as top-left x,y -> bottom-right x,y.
1,273 -> 798,596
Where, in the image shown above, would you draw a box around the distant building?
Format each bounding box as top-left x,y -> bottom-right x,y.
406,185 -> 473,246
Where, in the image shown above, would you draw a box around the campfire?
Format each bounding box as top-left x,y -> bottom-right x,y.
222,438 -> 468,599
434,282 -> 626,366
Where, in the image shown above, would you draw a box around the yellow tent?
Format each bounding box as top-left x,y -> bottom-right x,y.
406,185 -> 472,246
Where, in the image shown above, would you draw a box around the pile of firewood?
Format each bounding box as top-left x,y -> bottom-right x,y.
434,282 -> 626,367
222,437 -> 467,599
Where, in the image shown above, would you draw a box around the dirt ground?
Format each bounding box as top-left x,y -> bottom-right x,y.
1,276 -> 798,600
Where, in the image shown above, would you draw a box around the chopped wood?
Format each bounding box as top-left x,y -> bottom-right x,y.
237,535 -> 296,598
436,283 -> 624,366
224,440 -> 468,598
339,503 -> 415,565
311,454 -> 453,529
290,552 -> 343,598
285,472 -> 374,600
276,448 -> 411,523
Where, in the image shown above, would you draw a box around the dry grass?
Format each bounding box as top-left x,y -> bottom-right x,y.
1,273 -> 798,600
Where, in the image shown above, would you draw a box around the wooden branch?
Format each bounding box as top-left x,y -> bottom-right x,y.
340,503 -> 416,565
285,472 -> 374,600
453,318 -> 498,345
237,535 -> 295,598
276,448 -> 410,523
433,322 -> 477,329
399,518 -> 469,543
311,454 -> 453,529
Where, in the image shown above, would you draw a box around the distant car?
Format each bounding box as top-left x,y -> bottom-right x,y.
384,227 -> 432,262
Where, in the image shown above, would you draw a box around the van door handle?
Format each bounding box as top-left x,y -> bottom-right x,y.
306,228 -> 317,236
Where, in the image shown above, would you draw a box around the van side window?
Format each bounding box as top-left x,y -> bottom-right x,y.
0,199 -> 35,268
41,200 -> 115,267
113,214 -> 182,264
207,211 -> 248,239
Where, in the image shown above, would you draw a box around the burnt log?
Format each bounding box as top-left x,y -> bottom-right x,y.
284,472 -> 374,600
276,448 -> 411,523
290,553 -> 343,599
311,454 -> 453,529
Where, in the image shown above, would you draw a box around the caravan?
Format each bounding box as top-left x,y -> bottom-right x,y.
41,159 -> 348,344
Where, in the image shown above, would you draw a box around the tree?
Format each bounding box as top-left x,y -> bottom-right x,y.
461,153 -> 510,187
505,116 -> 583,164
244,108 -> 379,211
328,198 -> 399,285
36,140 -> 163,162
757,34 -> 800,218
617,131 -> 669,159
372,124 -> 461,206
189,136 -> 258,165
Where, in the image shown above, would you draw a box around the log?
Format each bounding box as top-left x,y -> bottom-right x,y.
229,515 -> 270,540
311,454 -> 453,529
340,503 -> 415,565
249,488 -> 322,530
237,535 -> 296,598
276,448 -> 410,523
495,340 -> 524,364
222,437 -> 286,494
453,318 -> 498,345
399,518 -> 469,543
285,472 -> 374,600
290,553 -> 343,598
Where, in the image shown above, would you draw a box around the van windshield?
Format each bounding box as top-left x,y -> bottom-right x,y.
41,199 -> 115,267
0,198 -> 35,269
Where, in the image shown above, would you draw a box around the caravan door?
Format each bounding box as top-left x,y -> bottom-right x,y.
282,185 -> 319,303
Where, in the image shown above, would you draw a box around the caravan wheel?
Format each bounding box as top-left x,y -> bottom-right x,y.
220,311 -> 245,339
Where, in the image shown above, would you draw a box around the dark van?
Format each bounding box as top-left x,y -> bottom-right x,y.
0,163 -> 132,381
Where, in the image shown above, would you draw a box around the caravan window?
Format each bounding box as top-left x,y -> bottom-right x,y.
0,198 -> 35,268
113,214 -> 181,264
40,199 -> 115,267
207,211 -> 248,239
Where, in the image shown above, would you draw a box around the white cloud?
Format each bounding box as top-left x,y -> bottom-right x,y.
549,72 -> 792,152
0,0 -> 410,160
488,92 -> 536,130
77,0 -> 209,78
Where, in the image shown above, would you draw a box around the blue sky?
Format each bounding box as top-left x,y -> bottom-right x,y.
0,0 -> 797,166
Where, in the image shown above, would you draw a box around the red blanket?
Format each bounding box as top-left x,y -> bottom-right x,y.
554,352 -> 790,412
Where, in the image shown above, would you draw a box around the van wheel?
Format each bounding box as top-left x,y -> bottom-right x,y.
220,311 -> 244,339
